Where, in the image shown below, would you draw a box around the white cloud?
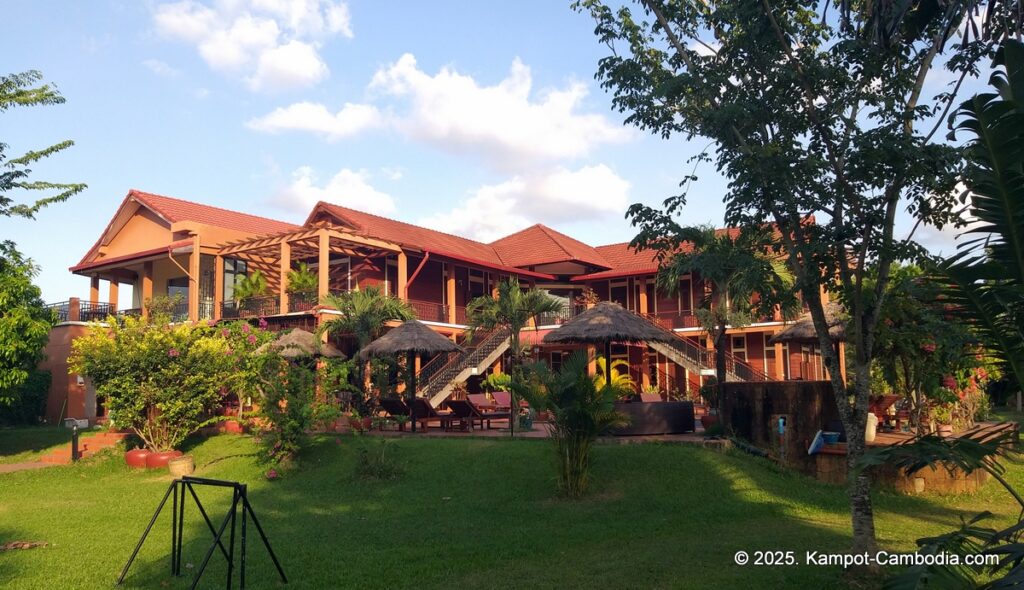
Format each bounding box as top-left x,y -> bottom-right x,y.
380,166 -> 404,181
152,0 -> 350,92
368,53 -> 631,168
271,166 -> 395,214
143,58 -> 181,78
418,164 -> 631,242
246,101 -> 381,139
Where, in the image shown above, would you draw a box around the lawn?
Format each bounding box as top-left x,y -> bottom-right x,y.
0,426 -> 98,464
1,432 -> 1021,589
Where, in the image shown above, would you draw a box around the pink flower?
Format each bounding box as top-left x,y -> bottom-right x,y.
248,334 -> 257,344
225,348 -> 234,356
266,469 -> 278,480
168,348 -> 180,357
222,328 -> 231,338
942,375 -> 957,389
258,318 -> 268,329
207,319 -> 217,327
920,342 -> 937,353
242,323 -> 251,333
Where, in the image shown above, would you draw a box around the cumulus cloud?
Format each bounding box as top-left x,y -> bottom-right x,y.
152,0 -> 351,92
142,58 -> 181,78
271,166 -> 395,214
418,164 -> 631,242
246,101 -> 381,139
368,54 -> 631,168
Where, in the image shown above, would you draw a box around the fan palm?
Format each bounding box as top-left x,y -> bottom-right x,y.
318,286 -> 415,350
593,356 -> 635,393
941,40 -> 1024,404
233,269 -> 268,303
466,277 -> 565,436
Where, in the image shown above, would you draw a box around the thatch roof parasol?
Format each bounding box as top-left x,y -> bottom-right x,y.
255,328 -> 345,359
543,301 -> 674,361
359,320 -> 464,359
359,320 -> 464,433
769,304 -> 847,344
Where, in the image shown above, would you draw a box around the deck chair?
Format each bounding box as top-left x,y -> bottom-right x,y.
445,399 -> 483,431
379,398 -> 411,431
464,396 -> 512,429
411,398 -> 455,431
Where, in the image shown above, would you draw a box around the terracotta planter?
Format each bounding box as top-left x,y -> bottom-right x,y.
222,419 -> 246,434
937,424 -> 954,438
167,455 -> 195,478
145,450 -> 183,469
362,417 -> 374,431
125,449 -> 151,469
349,418 -> 365,432
700,414 -> 720,430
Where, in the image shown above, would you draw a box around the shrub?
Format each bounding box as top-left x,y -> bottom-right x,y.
0,370 -> 49,425
69,316 -> 272,451
354,438 -> 404,480
251,355 -> 339,468
286,263 -> 318,293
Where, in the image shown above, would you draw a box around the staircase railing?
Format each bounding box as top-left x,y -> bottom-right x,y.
638,312 -> 773,381
418,329 -> 510,399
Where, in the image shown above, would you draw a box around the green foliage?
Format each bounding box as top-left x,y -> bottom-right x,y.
1,70 -> 85,218
593,356 -> 635,395
318,357 -> 358,399
69,316 -> 272,451
0,370 -> 48,425
941,40 -> 1024,401
250,355 -> 338,469
482,371 -> 512,392
0,241 -> 54,402
354,437 -> 404,480
145,293 -> 185,317
286,262 -> 318,293
233,269 -> 268,303
514,352 -> 628,497
699,377 -> 719,409
319,286 -> 415,349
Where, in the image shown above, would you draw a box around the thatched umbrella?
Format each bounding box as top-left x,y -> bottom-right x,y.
255,328 -> 345,359
769,303 -> 847,344
360,320 -> 463,432
542,301 -> 674,364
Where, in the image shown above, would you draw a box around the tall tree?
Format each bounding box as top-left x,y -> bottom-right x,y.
0,241 -> 54,402
466,277 -> 564,435
633,224 -> 796,391
575,0 -> 1001,553
1,71 -> 85,218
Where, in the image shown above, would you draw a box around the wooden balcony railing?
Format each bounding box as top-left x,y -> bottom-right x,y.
221,295 -> 280,319
643,311 -> 702,330
408,299 -> 447,323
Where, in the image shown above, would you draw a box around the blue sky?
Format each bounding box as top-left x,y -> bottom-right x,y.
1,0 -> 973,303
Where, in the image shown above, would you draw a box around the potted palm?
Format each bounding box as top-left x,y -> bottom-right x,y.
931,404 -> 954,437
286,262 -> 319,309
699,378 -> 720,430
234,270 -> 269,313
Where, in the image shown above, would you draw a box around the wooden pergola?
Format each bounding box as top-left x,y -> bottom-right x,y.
213,223 -> 410,316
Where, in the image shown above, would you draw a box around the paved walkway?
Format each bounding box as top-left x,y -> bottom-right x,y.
0,462 -> 54,474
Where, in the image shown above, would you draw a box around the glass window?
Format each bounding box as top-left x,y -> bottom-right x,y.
223,258 -> 248,301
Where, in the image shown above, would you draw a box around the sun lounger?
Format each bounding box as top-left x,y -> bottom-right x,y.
464,395 -> 512,429
411,398 -> 456,431
379,398 -> 411,431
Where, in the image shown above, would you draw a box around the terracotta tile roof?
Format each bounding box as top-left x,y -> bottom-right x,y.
489,224 -> 611,269
130,189 -> 300,235
308,202 -> 504,263
571,242 -> 661,280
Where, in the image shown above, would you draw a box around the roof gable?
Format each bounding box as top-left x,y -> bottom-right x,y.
490,224 -> 611,269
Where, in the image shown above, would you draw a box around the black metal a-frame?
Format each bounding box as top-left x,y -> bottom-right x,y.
116,476 -> 287,589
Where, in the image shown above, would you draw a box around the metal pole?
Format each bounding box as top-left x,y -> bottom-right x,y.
240,484 -> 247,590
241,495 -> 288,583
184,482 -> 232,560
71,424 -> 80,462
116,482 -> 176,585
189,492 -> 238,590
171,481 -> 178,575
226,487 -> 238,590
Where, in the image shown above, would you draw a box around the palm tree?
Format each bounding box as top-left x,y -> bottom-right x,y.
318,286 -> 415,350
941,40 -> 1024,407
592,356 -> 635,393
655,225 -> 796,392
466,277 -> 564,435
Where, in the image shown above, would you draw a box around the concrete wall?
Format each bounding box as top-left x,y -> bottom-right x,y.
40,323 -> 94,425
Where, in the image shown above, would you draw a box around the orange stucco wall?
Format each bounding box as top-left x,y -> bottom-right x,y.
40,323 -> 94,425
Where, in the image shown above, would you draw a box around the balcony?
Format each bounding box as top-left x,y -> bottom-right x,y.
289,290 -> 320,313
221,295 -> 280,319
642,311 -> 702,330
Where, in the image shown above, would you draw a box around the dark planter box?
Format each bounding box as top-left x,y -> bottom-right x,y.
611,401 -> 695,435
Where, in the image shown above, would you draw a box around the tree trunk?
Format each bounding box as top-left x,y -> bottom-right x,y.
844,360 -> 879,558
715,324 -> 727,414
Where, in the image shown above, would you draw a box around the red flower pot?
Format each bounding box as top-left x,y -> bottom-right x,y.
125,449 -> 151,469
700,415 -> 720,430
361,417 -> 373,431
222,419 -> 246,434
145,450 -> 183,469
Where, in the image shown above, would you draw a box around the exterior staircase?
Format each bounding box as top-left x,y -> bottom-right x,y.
639,313 -> 772,382
40,431 -> 130,464
418,330 -> 511,407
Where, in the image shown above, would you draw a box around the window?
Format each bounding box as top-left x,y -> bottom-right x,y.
223,258 -> 248,301
679,279 -> 693,312
550,351 -> 567,372
167,277 -> 189,300
732,335 -> 747,361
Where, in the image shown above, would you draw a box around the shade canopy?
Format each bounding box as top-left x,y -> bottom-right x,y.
359,320 -> 464,359
542,302 -> 674,346
769,304 -> 847,344
255,328 -> 345,359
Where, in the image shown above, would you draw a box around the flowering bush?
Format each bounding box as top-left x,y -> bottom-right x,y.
69,315 -> 272,451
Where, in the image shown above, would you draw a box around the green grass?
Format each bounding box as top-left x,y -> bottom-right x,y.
1,432 -> 1022,589
0,426 -> 99,464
